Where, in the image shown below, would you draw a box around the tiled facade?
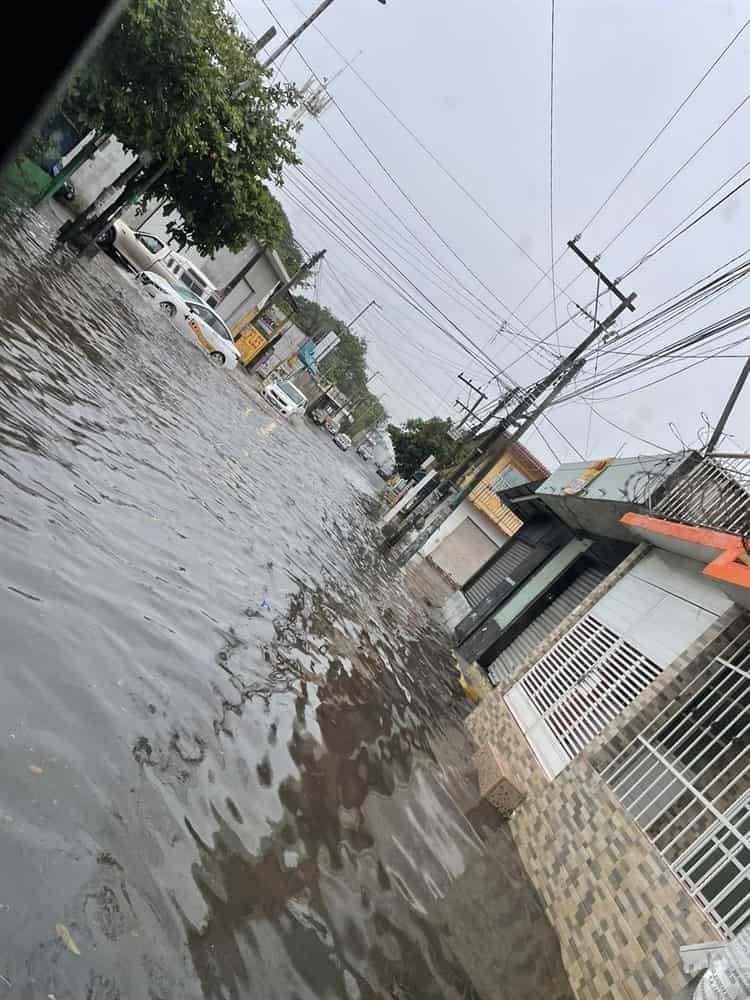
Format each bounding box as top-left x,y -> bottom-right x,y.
465,592 -> 745,999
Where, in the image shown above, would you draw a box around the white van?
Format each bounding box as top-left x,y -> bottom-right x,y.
160,252 -> 218,304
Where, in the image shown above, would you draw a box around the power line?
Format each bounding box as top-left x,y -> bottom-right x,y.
621,170 -> 750,277
281,182 -> 501,374
508,17 -> 750,323
288,166 -> 508,374
579,15 -> 750,237
600,89 -> 750,255
585,405 -> 672,452
285,0 -> 558,284
548,0 -> 560,345
289,162 -> 557,355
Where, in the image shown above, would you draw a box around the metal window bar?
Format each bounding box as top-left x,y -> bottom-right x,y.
639,670 -> 750,815
652,455 -> 750,536
603,621 -> 750,937
516,616 -> 662,762
613,669 -> 749,834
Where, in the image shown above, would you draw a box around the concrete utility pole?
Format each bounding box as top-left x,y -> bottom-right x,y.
260,0 -> 385,70
391,241 -> 637,565
704,356 -> 750,455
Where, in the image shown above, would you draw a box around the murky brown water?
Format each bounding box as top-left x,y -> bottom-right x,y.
0,204 -> 571,999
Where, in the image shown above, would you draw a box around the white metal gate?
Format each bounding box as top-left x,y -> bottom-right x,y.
505,615 -> 662,778
603,621 -> 750,937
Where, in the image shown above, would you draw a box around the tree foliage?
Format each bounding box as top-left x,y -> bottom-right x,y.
270,195 -> 305,278
65,0 -> 299,254
388,417 -> 458,479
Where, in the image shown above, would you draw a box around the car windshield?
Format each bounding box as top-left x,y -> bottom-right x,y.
279,382 -> 305,406
191,303 -> 233,341
173,284 -> 201,304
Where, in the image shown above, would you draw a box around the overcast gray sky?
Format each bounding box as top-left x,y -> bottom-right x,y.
237,0 -> 749,468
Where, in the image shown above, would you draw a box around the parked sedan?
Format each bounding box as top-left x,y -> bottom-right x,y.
334,433 -> 352,452
262,380 -> 308,417
103,221 -> 171,277
135,271 -> 240,369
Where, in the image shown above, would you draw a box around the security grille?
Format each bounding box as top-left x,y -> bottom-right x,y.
488,565 -> 606,687
603,621 -> 750,937
505,615 -> 662,778
651,454 -> 750,536
463,538 -> 533,608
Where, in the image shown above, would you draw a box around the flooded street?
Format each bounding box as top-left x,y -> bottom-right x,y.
0,206 -> 571,999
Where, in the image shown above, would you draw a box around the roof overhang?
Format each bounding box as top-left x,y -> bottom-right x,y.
621,512 -> 750,608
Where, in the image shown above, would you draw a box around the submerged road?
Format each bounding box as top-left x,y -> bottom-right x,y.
0,204 -> 572,1000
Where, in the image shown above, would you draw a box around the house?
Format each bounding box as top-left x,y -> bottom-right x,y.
413,440 -> 549,589
465,450 -> 750,997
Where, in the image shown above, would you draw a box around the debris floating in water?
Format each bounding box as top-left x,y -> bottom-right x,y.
55,924 -> 80,956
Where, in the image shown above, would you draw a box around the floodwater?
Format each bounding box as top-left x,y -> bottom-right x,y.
0,205 -> 571,999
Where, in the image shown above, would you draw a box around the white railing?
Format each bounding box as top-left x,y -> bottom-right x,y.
651,453 -> 750,538
603,620 -> 750,937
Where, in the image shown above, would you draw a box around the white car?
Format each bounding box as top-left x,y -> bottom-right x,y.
104,221 -> 172,277
334,432 -> 352,451
135,271 -> 240,370
262,380 -> 308,417
104,222 -> 218,303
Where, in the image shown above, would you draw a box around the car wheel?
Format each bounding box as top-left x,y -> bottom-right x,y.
159,301 -> 176,318
209,351 -> 225,366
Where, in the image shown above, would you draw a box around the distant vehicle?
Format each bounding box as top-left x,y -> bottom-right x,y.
311,408 -> 328,425
356,445 -> 372,461
135,271 -> 240,369
262,379 -> 308,417
376,466 -> 393,480
104,222 -> 217,303
334,432 -> 352,451
325,417 -> 340,436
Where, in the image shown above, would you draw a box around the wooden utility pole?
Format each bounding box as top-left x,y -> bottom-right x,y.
453,373 -> 488,430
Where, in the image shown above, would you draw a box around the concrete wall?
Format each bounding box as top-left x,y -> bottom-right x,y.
429,516 -> 501,587
65,136 -> 135,210
420,499 -> 508,561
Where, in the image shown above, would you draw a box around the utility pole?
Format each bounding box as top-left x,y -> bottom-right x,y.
453,373 -> 488,430
396,363 -> 584,566
258,0 -> 385,70
347,299 -> 378,329
704,357 -> 750,454
391,241 -> 637,563
251,249 -> 325,322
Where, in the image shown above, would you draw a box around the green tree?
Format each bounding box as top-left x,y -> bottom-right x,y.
271,195 -> 305,278
388,417 -> 458,479
341,390 -> 387,439
64,0 -> 299,254
293,297 -> 349,341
